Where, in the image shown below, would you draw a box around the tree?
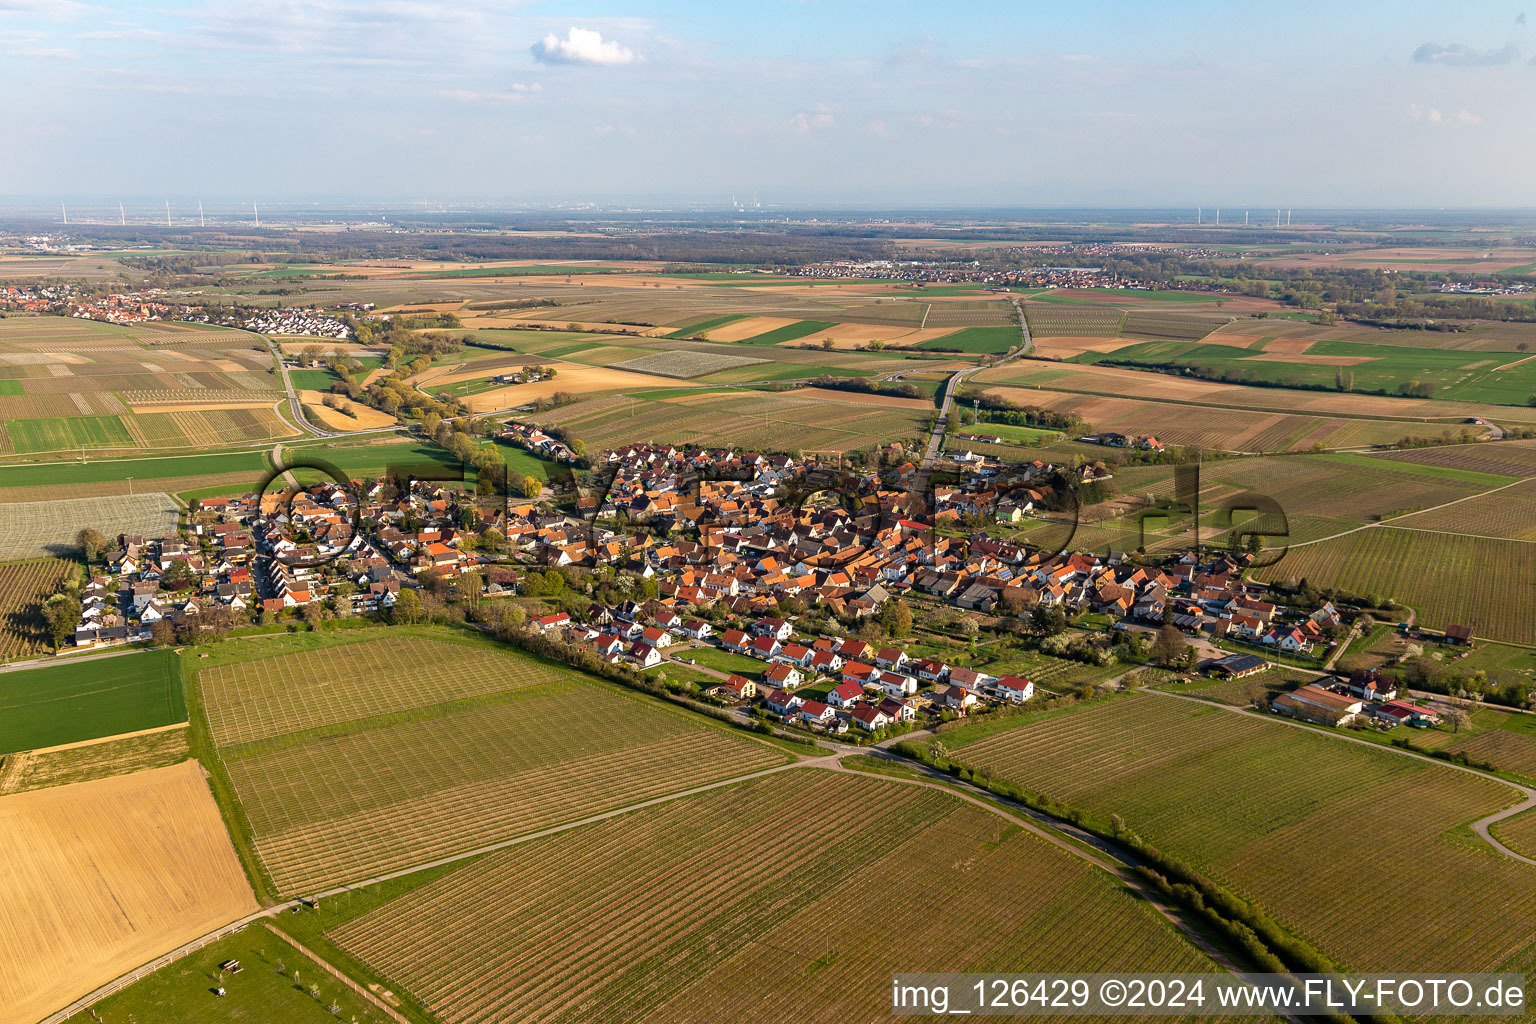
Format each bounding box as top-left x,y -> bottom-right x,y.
149,618 -> 175,647
161,559 -> 197,590
458,570 -> 484,606
880,599 -> 913,637
521,475 -> 542,499
1152,623 -> 1189,667
75,527 -> 109,566
1443,706 -> 1472,733
42,594 -> 79,649
1031,605 -> 1066,636
391,588 -> 423,625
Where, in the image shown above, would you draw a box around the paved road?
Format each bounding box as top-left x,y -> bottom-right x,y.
262,336 -> 332,438
914,295 -> 1033,491
1141,685 -> 1536,867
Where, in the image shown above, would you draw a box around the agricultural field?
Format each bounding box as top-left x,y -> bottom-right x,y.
982,383 -> 1413,452
1073,335 -> 1536,406
0,648 -> 186,753
1252,527 -> 1536,645
0,316 -> 294,458
196,629 -> 789,895
331,769 -> 1234,1024
0,450 -> 271,501
1494,808 -> 1536,860
1413,708 -> 1536,784
0,557 -> 75,660
0,761 -> 258,1024
1023,302 -> 1126,336
1368,440 -> 1536,479
0,725 -> 189,795
1153,666 -> 1317,707
1390,476 -> 1536,539
532,388 -> 930,453
86,924 -> 395,1024
945,693 -> 1536,976
916,325 -> 1019,352
978,358 -> 1536,429
0,490 -> 179,560
609,349 -> 767,379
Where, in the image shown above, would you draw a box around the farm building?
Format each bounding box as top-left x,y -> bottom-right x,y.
1207,653 -> 1267,679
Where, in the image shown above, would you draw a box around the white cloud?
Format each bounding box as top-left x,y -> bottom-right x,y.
6,46 -> 76,58
531,27 -> 635,65
788,103 -> 834,133
437,82 -> 541,103
1412,41 -> 1519,66
1408,104 -> 1483,126
439,84 -> 540,102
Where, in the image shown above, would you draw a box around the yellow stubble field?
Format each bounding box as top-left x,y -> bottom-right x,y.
0,760 -> 258,1024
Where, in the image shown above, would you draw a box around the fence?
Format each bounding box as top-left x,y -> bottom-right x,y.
42,910 -> 276,1024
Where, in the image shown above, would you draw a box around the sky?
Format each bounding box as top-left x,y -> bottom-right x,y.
3,0 -> 1535,208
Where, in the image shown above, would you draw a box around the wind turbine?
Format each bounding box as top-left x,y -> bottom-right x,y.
198,201 -> 205,228
61,201 -> 68,225
253,202 -> 259,227
1215,208 -> 1220,226
165,200 -> 172,227
119,202 -> 125,226
1197,207 -> 1202,225
1287,209 -> 1292,226
1244,210 -> 1249,227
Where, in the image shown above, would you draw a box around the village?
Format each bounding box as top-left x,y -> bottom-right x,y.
56,420 -> 1462,745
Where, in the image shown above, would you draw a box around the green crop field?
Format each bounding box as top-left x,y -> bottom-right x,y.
737,319 -> 837,345
0,380 -> 22,396
195,629 -> 788,895
0,649 -> 185,754
1252,526 -> 1536,644
7,415 -> 135,453
665,313 -> 748,338
332,769 -> 1233,1024
1073,338 -> 1536,406
0,450 -> 270,489
945,693 -> 1536,976
917,325 -> 1019,352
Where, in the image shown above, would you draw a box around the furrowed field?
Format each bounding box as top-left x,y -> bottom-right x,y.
532,389 -> 930,453
196,629 -> 789,895
0,491 -> 179,561
332,769 -> 1235,1024
945,694 -> 1536,977
1252,527 -> 1536,644
0,557 -> 74,661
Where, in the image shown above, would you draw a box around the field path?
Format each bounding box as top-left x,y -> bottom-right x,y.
270,443 -> 299,489
1268,473 -> 1535,551
1139,686 -> 1536,867
916,295 -> 1032,488
45,731 -> 1283,1024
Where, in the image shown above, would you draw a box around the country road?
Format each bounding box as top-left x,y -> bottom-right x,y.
914,294 -> 1033,491
263,336 -> 332,439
